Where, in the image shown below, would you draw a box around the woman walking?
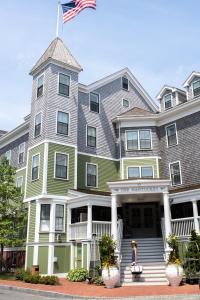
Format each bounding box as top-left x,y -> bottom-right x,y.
131,240 -> 137,266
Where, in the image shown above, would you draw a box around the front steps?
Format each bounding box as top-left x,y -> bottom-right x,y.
120,238 -> 169,286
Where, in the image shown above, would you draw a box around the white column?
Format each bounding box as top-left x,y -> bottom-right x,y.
48,203 -> 55,275
33,200 -> 40,265
163,192 -> 172,240
111,194 -> 118,241
192,200 -> 200,233
87,205 -> 92,240
67,206 -> 71,242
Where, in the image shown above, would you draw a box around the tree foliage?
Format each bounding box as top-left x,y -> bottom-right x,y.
184,230 -> 200,279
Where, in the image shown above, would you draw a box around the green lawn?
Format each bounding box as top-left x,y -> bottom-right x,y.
0,273 -> 15,280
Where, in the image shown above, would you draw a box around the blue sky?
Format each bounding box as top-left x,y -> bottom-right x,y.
0,0 -> 200,130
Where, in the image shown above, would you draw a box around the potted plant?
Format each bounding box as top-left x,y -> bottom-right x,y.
165,234 -> 183,286
99,235 -> 120,289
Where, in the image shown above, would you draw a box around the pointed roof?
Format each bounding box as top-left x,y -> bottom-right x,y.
30,37 -> 82,75
118,107 -> 156,117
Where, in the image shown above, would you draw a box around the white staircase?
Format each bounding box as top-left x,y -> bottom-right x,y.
120,238 -> 169,286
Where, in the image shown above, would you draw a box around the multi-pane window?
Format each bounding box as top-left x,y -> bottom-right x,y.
16,176 -> 23,191
18,143 -> 25,164
87,126 -> 96,148
193,80 -> 200,97
90,93 -> 99,113
34,113 -> 41,137
86,163 -> 97,187
59,73 -> 70,97
170,162 -> 181,186
37,75 -> 44,98
55,153 -> 68,179
128,166 -> 153,179
166,124 -> 177,146
126,130 -> 151,150
123,99 -> 130,108
5,150 -> 11,165
32,154 -> 40,181
122,77 -> 129,90
164,94 -> 172,110
57,111 -> 69,135
40,204 -> 50,232
55,204 -> 64,231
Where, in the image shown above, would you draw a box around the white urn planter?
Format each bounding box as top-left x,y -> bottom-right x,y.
166,264 -> 184,286
102,266 -> 120,288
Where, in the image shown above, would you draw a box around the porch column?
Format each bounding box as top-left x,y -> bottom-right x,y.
192,200 -> 200,233
67,206 -> 71,242
111,194 -> 118,241
87,205 -> 92,240
163,192 -> 172,239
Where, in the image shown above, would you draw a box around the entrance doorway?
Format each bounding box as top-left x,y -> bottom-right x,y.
123,203 -> 161,238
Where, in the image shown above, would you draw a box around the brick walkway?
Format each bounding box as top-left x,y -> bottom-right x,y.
0,279 -> 199,298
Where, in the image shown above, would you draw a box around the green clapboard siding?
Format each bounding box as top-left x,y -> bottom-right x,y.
123,158 -> 159,179
77,154 -> 120,192
26,144 -> 44,198
39,233 -> 49,243
83,244 -> 87,269
54,245 -> 71,273
28,201 -> 36,243
26,246 -> 34,270
47,143 -> 75,195
38,246 -> 48,274
15,167 -> 26,193
76,243 -> 82,268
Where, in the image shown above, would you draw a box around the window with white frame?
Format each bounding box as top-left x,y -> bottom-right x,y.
123,99 -> 130,108
57,111 -> 69,136
37,75 -> 44,98
90,93 -> 99,113
170,162 -> 181,186
192,80 -> 200,97
164,94 -> 172,110
87,126 -> 96,148
40,204 -> 50,232
122,77 -> 129,90
16,176 -> 23,191
126,130 -> 151,150
59,73 -> 70,97
34,113 -> 41,137
166,124 -> 177,147
86,163 -> 97,187
55,204 -> 64,231
5,150 -> 11,165
55,153 -> 68,179
18,143 -> 25,164
128,166 -> 153,179
32,154 -> 40,181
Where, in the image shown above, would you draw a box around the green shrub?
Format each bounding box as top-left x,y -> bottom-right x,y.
67,268 -> 88,282
92,276 -> 104,286
99,235 -> 117,268
39,275 -> 59,285
15,268 -> 31,281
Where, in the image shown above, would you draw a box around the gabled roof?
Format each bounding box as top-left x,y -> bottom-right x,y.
30,37 -> 82,75
183,71 -> 200,87
118,107 -> 156,117
156,85 -> 186,100
79,68 -> 158,112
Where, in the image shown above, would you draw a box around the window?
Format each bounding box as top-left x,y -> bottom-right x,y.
128,166 -> 153,179
170,162 -> 182,186
16,176 -> 23,191
122,77 -> 129,90
86,163 -> 97,187
57,111 -> 69,135
193,80 -> 200,97
126,130 -> 151,150
141,166 -> 153,178
40,204 -> 50,232
87,126 -> 96,148
123,99 -> 130,108
164,94 -> 172,110
37,75 -> 44,98
34,113 -> 41,137
55,153 -> 68,179
166,124 -> 177,147
5,150 -> 11,165
128,167 -> 140,179
59,73 -> 70,97
90,93 -> 99,113
18,143 -> 25,164
32,154 -> 40,181
55,204 -> 64,231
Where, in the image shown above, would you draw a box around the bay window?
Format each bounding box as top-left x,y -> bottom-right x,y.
40,204 -> 50,232
55,204 -> 64,231
126,130 -> 151,150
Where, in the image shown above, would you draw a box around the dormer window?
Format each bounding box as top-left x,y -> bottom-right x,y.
192,80 -> 200,97
164,94 -> 172,110
122,77 -> 129,91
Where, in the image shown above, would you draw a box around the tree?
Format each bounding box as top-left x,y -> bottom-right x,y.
0,157 -> 27,272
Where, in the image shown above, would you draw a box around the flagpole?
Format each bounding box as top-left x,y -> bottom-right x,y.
56,1 -> 61,37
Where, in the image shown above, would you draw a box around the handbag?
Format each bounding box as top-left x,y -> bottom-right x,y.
131,264 -> 143,274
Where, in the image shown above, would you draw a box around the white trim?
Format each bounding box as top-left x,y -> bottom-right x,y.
56,110 -> 70,137
55,203 -> 66,233
24,150 -> 29,200
74,147 -> 77,189
28,139 -> 77,151
36,73 -> 45,99
127,165 -> 154,179
18,142 -> 25,164
89,91 -> 100,114
165,122 -> 178,148
33,200 -> 40,265
31,153 -> 40,181
0,121 -> 29,148
25,201 -> 31,270
125,129 -> 152,151
16,166 -> 27,173
54,152 -> 69,180
86,124 -> 97,148
169,161 -> 182,187
57,72 -> 71,98
34,111 -> 42,138
42,142 -> 49,194
192,79 -> 200,98
122,156 -> 161,160
78,151 -> 119,161
156,157 -> 160,179
164,93 -> 173,110
183,71 -> 200,87
85,162 -> 98,188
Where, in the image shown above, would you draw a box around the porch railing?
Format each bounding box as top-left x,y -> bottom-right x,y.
70,222 -> 88,240
70,221 -> 112,240
92,221 -> 112,239
171,217 -> 195,237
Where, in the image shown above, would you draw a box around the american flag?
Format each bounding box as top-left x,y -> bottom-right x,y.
61,0 -> 96,23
